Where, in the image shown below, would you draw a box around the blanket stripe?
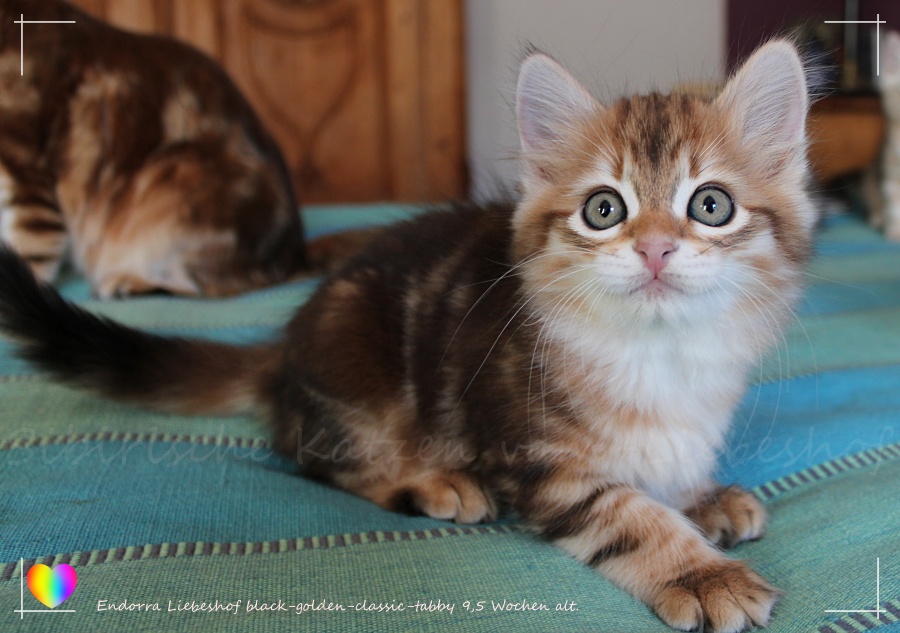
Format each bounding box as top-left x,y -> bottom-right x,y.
0,525 -> 523,584
819,600 -> 900,632
753,441 -> 900,501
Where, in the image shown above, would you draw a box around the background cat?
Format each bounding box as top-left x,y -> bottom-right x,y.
0,39 -> 815,633
0,0 -> 313,297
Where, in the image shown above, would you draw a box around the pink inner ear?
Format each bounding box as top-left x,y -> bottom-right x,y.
515,54 -> 598,156
718,41 -> 808,148
516,92 -> 555,154
780,91 -> 807,144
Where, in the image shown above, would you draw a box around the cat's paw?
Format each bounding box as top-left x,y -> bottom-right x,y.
686,486 -> 766,549
94,271 -> 200,298
95,274 -> 164,299
652,559 -> 779,633
388,470 -> 497,524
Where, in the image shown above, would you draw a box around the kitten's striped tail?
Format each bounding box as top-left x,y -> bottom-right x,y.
0,246 -> 276,416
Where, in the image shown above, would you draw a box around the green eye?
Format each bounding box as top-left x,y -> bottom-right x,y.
688,186 -> 734,227
583,189 -> 627,230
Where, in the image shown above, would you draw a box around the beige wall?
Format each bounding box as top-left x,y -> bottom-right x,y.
465,0 -> 727,198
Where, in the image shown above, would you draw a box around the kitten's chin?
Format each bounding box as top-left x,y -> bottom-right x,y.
624,278 -> 716,325
630,274 -> 692,304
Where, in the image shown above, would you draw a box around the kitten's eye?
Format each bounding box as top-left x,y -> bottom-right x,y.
688,186 -> 734,227
583,189 -> 627,230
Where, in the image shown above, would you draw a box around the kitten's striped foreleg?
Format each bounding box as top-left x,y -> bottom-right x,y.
519,475 -> 778,633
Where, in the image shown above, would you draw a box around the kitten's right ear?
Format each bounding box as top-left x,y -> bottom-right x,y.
715,39 -> 808,154
516,52 -> 599,185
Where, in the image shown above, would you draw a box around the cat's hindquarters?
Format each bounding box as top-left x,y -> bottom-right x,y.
62,140 -> 306,299
0,245 -> 277,415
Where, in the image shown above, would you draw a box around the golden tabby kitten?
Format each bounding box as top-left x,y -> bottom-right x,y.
0,0 -> 308,297
0,40 -> 815,632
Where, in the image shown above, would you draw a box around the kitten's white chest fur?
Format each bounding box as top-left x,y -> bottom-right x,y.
556,317 -> 751,507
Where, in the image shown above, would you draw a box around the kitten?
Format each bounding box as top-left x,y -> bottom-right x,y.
0,0 -> 308,297
0,39 -> 815,632
865,30 -> 900,240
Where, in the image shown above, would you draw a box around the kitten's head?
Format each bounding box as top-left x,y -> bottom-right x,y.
512,40 -> 816,330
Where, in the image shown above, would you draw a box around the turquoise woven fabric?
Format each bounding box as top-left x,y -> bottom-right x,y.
1,206 -> 899,632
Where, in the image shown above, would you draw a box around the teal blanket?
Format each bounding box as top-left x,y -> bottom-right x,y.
1,206 -> 899,632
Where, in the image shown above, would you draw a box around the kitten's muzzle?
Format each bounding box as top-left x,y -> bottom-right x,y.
634,238 -> 678,278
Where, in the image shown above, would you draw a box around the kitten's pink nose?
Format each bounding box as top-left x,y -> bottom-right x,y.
635,238 -> 678,277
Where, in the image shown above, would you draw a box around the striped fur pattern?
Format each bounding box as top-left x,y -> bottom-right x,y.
0,40 -> 815,633
866,30 -> 900,241
0,0 -> 308,297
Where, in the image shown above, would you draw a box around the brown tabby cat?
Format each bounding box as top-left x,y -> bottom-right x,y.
0,39 -> 815,632
0,0 -> 309,297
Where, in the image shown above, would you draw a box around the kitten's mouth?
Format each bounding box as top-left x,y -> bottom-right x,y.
638,277 -> 679,297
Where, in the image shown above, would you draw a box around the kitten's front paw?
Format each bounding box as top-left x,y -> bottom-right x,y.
387,470 -> 497,524
95,274 -> 162,298
652,559 -> 779,633
686,486 -> 766,549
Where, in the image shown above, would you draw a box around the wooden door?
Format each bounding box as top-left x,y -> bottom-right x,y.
68,0 -> 467,203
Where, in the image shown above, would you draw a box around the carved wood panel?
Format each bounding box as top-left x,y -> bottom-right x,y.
67,0 -> 466,203
73,0 -> 171,34
222,0 -> 386,201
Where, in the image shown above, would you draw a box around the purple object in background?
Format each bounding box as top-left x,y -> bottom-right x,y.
727,0 -> 900,70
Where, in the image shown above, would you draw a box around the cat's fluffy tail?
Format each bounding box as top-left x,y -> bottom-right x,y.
0,246 -> 275,416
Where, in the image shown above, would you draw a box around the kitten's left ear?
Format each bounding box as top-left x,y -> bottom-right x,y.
516,52 -> 600,186
715,39 -> 808,153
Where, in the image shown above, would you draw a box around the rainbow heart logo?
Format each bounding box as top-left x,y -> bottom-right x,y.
26,563 -> 77,608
